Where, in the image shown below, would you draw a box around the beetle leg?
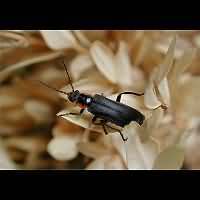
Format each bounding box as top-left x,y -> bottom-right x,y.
92,116 -> 100,125
92,117 -> 109,135
92,116 -> 98,123
116,92 -> 144,102
105,124 -> 128,142
91,116 -> 106,125
102,125 -> 109,135
58,108 -> 85,117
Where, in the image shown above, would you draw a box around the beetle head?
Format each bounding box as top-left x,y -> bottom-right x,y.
68,90 -> 80,103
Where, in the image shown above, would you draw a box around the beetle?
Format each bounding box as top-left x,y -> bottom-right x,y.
39,61 -> 145,142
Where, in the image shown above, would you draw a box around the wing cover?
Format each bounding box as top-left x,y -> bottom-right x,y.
88,94 -> 145,127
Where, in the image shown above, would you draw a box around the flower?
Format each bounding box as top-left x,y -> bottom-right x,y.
0,30 -> 199,169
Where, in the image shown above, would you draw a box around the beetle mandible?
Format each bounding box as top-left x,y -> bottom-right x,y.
39,61 -> 145,142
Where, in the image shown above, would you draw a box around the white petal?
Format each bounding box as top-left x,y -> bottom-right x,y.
174,76 -> 200,118
170,48 -> 196,85
90,41 -> 117,83
78,142 -> 109,159
69,53 -> 93,81
0,94 -> 23,108
141,107 -> 164,141
86,157 -> 107,169
73,31 -> 91,48
155,36 -> 176,85
144,81 -> 161,109
157,77 -> 170,107
0,140 -> 17,169
24,100 -> 54,123
153,145 -> 184,170
57,109 -> 103,133
86,155 -> 125,170
112,123 -> 159,169
134,37 -> 151,66
144,36 -> 176,109
115,41 -> 133,87
47,136 -> 80,161
0,51 -> 63,83
40,30 -> 84,51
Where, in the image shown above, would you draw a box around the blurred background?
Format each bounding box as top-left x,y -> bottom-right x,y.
0,30 -> 199,170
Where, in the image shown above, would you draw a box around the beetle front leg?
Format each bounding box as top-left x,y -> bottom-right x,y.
58,108 -> 85,117
116,92 -> 144,102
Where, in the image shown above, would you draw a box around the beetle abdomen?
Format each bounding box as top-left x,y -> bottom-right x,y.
88,94 -> 145,127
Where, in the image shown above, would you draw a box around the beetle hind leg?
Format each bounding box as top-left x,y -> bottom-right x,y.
119,131 -> 128,142
116,91 -> 144,103
91,116 -> 128,141
105,124 -> 128,142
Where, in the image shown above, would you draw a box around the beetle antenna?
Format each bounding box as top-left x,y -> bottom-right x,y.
38,80 -> 69,96
62,60 -> 75,92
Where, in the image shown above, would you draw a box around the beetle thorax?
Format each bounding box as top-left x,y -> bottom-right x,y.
77,94 -> 93,106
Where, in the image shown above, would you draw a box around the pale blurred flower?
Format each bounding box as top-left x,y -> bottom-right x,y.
0,30 -> 199,169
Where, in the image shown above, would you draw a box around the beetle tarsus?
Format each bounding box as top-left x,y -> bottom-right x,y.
102,125 -> 109,135
119,132 -> 128,142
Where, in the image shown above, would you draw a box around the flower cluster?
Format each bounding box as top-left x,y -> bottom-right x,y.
0,30 -> 199,169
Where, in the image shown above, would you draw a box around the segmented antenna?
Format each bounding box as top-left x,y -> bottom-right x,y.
38,80 -> 69,96
62,60 -> 75,92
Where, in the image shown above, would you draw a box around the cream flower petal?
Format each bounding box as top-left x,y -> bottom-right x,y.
144,81 -> 161,109
171,48 -> 196,80
153,145 -> 184,170
78,142 -> 109,159
174,76 -> 200,118
86,154 -> 125,170
0,140 -> 17,169
56,108 -> 103,133
112,122 -> 159,169
157,77 -> 170,107
0,51 -> 63,83
154,36 -> 176,85
134,37 -> 151,66
140,107 -> 164,142
115,41 -> 133,87
40,30 -> 85,52
73,31 -> 91,48
0,94 -> 24,109
169,48 -> 196,94
144,36 -> 176,109
69,53 -> 94,81
86,156 -> 107,169
47,135 -> 80,161
24,99 -> 54,123
155,35 -> 193,59
0,31 -> 29,48
5,136 -> 48,153
90,41 -> 117,83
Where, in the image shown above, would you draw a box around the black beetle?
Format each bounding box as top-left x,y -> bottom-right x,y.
39,61 -> 145,141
